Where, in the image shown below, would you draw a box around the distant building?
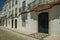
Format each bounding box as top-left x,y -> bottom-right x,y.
1,0 -> 60,39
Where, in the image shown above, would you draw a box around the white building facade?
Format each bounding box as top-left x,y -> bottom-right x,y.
1,0 -> 60,39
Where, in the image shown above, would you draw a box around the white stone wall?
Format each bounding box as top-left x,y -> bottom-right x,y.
49,19 -> 60,36
19,0 -> 38,34
3,0 -> 60,35
9,19 -> 11,28
7,19 -> 9,27
18,13 -> 38,34
26,0 -> 34,5
26,13 -> 38,33
4,20 -> 6,27
26,19 -> 37,34
49,5 -> 60,36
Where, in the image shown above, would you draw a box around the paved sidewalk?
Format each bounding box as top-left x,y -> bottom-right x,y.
0,26 -> 28,40
44,36 -> 60,40
0,26 -> 40,40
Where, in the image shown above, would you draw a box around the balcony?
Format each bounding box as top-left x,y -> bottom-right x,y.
28,0 -> 42,10
22,6 -> 28,12
18,0 -> 60,17
27,0 -> 60,12
19,6 -> 28,15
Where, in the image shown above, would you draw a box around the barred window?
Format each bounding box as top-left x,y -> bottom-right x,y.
22,1 -> 26,11
12,0 -> 14,7
22,14 -> 27,27
19,8 -> 21,12
15,0 -> 17,4
9,1 -> 11,9
12,10 -> 14,16
15,8 -> 17,16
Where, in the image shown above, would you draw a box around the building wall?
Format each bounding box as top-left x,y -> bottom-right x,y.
2,0 -> 60,35
19,13 -> 38,34
26,13 -> 38,34
49,5 -> 60,36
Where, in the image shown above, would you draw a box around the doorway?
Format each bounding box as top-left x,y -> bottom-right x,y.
38,12 -> 49,34
15,19 -> 17,28
6,19 -> 7,27
12,20 -> 13,28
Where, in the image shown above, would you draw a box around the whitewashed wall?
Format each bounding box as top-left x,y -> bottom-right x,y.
26,13 -> 37,34
26,0 -> 34,5
7,19 -> 9,27
49,19 -> 60,36
3,0 -> 60,35
49,5 -> 60,36
18,13 -> 38,34
9,19 -> 11,28
4,20 -> 6,27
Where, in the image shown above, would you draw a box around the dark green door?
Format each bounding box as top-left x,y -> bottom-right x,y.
38,12 -> 48,34
15,19 -> 17,28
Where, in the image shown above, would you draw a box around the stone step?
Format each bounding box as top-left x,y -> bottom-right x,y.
29,33 -> 48,39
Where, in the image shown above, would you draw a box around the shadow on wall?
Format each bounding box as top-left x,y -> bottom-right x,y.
49,5 -> 60,21
49,5 -> 60,36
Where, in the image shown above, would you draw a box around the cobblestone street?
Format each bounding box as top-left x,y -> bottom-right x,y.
0,26 -> 28,40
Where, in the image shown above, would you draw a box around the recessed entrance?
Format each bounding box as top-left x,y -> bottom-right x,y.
38,12 -> 49,34
12,20 -> 13,28
15,19 -> 17,28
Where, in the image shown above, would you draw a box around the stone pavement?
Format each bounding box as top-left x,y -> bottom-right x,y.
0,26 -> 28,40
0,26 -> 40,40
44,36 -> 60,40
29,33 -> 48,39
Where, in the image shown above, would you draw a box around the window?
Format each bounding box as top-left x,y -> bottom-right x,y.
43,0 -> 45,3
9,11 -> 11,16
15,0 -> 17,4
12,0 -> 14,7
28,4 -> 31,9
9,2 -> 11,9
22,14 -> 27,27
22,1 -> 26,11
12,10 -> 13,16
22,17 -> 26,27
15,8 -> 17,16
19,8 -> 21,12
38,0 -> 42,3
15,8 -> 17,13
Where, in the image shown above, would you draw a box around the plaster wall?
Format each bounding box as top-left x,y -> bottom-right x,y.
49,5 -> 60,36
18,13 -> 38,34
